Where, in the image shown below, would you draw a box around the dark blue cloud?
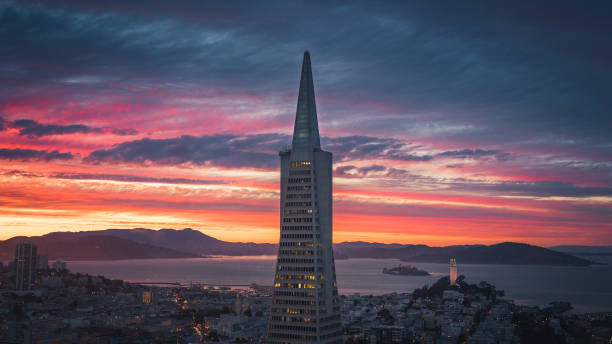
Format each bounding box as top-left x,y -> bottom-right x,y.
1,0 -> 610,173
12,119 -> 102,136
86,135 -> 279,168
2,169 -> 227,185
9,118 -> 136,137
86,133 -> 507,169
463,180 -> 612,198
0,148 -> 73,161
110,128 -> 139,136
51,172 -> 226,185
358,165 -> 386,174
333,164 -> 612,198
334,165 -> 357,177
323,136 -> 433,162
438,149 -> 509,161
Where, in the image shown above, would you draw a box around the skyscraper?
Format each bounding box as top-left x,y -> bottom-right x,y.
14,241 -> 37,290
450,258 -> 457,285
267,52 -> 342,344
38,254 -> 49,270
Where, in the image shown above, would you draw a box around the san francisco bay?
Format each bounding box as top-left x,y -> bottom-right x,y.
67,256 -> 612,314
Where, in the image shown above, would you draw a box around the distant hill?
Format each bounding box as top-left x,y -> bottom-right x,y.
0,228 -> 276,261
0,234 -> 197,261
83,228 -> 277,256
93,228 -> 278,256
335,242 -> 595,266
403,242 -> 595,266
550,245 -> 612,256
0,228 -> 598,266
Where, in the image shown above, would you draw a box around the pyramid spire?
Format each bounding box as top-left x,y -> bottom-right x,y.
291,51 -> 321,152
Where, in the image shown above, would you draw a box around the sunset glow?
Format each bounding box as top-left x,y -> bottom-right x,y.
1,1 -> 610,246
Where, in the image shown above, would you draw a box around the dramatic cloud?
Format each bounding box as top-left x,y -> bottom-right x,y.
9,119 -> 136,137
323,136 -> 433,162
111,128 -> 139,136
87,135 -> 279,168
464,181 -> 612,198
51,172 -> 226,185
0,148 -> 73,161
12,119 -> 102,137
332,163 -> 612,198
334,165 -> 357,177
325,136 -> 509,163
1,170 -> 41,177
2,0 -> 609,150
358,165 -> 386,175
438,149 -> 509,161
87,133 -> 507,169
0,1 -> 610,245
334,165 -> 424,180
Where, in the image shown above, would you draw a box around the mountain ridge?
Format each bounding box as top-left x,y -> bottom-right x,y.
0,228 -> 598,266
0,234 -> 198,261
549,245 -> 612,257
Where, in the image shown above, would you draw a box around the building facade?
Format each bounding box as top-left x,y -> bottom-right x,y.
52,260 -> 67,271
38,254 -> 49,270
267,52 -> 342,344
14,241 -> 38,290
450,258 -> 457,285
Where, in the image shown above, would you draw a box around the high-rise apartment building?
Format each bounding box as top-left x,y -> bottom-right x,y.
267,52 -> 342,344
52,260 -> 67,271
38,254 -> 49,270
14,241 -> 38,290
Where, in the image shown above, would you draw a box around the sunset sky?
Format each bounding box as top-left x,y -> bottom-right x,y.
1,1 -> 611,246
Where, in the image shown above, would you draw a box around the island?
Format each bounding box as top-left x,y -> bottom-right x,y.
382,264 -> 431,276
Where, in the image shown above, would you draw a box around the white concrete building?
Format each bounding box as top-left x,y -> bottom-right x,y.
267,52 -> 342,344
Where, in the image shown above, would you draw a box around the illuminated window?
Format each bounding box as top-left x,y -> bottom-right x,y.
288,177 -> 311,184
291,161 -> 311,168
284,209 -> 313,215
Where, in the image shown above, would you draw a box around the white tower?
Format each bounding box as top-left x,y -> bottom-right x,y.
450,258 -> 457,285
267,52 -> 342,344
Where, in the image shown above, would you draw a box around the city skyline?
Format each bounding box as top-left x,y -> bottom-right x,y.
1,1 -> 611,247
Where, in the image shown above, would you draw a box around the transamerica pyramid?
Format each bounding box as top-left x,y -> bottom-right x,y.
266,52 -> 342,344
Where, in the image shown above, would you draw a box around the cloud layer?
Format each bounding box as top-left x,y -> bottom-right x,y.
6,118 -> 137,137
0,1 -> 610,245
0,148 -> 73,161
87,135 -> 279,168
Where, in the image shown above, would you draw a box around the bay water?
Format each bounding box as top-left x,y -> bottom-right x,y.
67,256 -> 612,314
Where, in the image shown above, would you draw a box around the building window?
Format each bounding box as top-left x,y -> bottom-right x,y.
288,177 -> 311,184
291,161 -> 311,168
